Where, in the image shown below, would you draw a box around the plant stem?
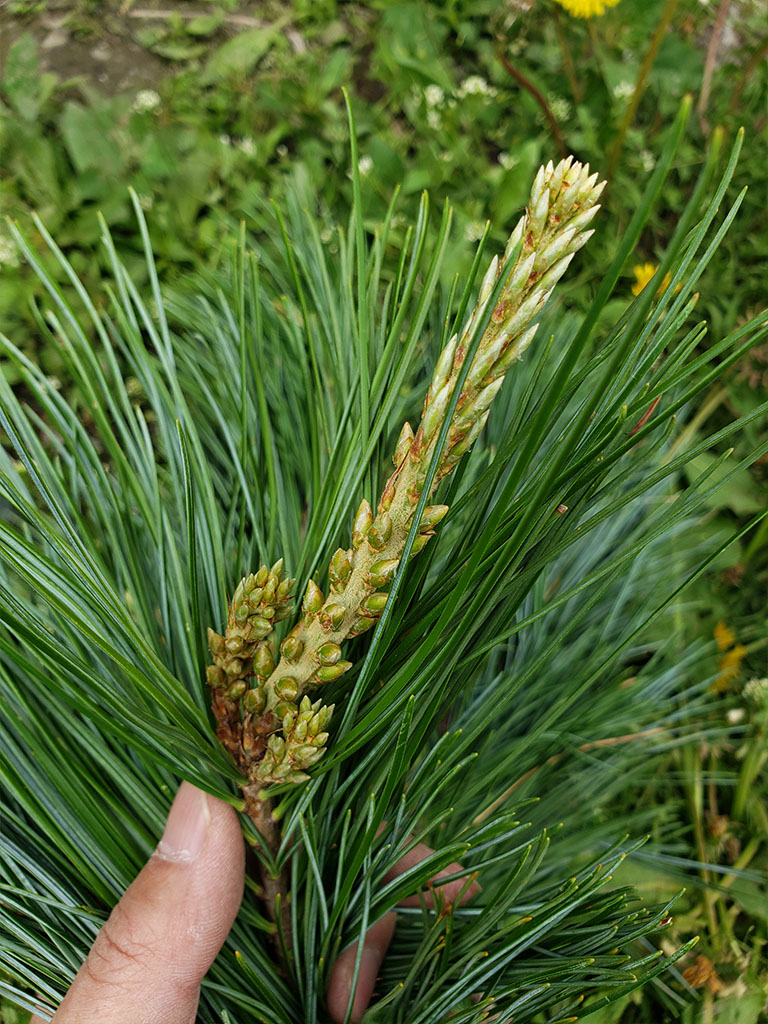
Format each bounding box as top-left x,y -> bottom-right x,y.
243,785 -> 293,964
495,47 -> 567,158
732,720 -> 767,822
553,7 -> 583,104
698,0 -> 732,134
682,742 -> 718,939
728,35 -> 768,115
605,0 -> 680,180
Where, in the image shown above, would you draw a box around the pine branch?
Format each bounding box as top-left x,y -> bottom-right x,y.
3,117 -> 766,1023
204,157 -> 606,945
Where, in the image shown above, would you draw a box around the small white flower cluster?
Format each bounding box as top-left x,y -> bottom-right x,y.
238,137 -> 257,157
744,677 -> 768,706
357,154 -> 373,176
639,149 -> 656,173
498,151 -> 518,171
548,95 -> 572,122
132,89 -> 161,114
613,80 -> 635,101
0,236 -> 19,267
424,84 -> 445,107
458,75 -> 497,98
464,220 -> 487,242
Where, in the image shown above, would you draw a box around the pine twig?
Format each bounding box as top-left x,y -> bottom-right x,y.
205,156 -> 606,951
262,157 -> 604,707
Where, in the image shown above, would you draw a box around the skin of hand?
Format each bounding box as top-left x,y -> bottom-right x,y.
30,784 -> 479,1024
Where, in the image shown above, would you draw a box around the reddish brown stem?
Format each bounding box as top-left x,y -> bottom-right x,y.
496,46 -> 567,159
243,785 -> 293,964
211,688 -> 292,963
698,0 -> 732,134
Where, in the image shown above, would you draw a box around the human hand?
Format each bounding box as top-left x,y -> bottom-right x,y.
31,783 -> 478,1024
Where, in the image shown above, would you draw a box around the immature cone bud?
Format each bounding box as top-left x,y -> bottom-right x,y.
281,633 -> 303,661
426,338 -> 456,410
275,677 -> 298,702
360,592 -> 389,616
419,504 -> 449,531
408,532 -> 433,557
349,615 -> 378,636
208,629 -> 226,656
225,635 -> 244,654
317,642 -> 342,666
250,616 -> 272,640
366,558 -> 399,588
315,661 -> 352,683
320,603 -> 345,631
225,658 -> 244,678
270,558 -> 284,580
244,686 -> 266,714
352,499 -> 374,549
206,664 -> 224,687
367,513 -> 393,551
303,579 -> 324,617
329,548 -> 352,591
254,642 -> 275,680
226,679 -> 247,700
394,422 -> 415,466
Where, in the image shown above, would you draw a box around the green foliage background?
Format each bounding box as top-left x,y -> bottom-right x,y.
0,1 -> 766,1021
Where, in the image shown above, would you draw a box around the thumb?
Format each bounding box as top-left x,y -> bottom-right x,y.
33,782 -> 244,1024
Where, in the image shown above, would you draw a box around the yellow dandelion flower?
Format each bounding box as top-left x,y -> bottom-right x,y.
714,619 -> 735,652
553,0 -> 621,17
630,262 -> 679,298
714,644 -> 748,691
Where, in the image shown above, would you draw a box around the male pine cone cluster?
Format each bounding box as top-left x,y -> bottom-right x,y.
207,156 -> 605,793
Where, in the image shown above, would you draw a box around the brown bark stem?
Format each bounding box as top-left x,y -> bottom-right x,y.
243,785 -> 293,965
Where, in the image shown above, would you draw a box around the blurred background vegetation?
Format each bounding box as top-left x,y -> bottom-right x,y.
0,0 -> 766,1021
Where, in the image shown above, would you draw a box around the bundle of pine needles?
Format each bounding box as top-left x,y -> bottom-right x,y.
1,103 -> 767,1022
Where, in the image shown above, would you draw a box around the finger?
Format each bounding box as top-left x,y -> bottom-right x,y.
384,839 -> 481,909
32,782 -> 244,1024
327,911 -> 397,1024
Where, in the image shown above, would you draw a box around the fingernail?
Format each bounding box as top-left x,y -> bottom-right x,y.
155,782 -> 211,863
